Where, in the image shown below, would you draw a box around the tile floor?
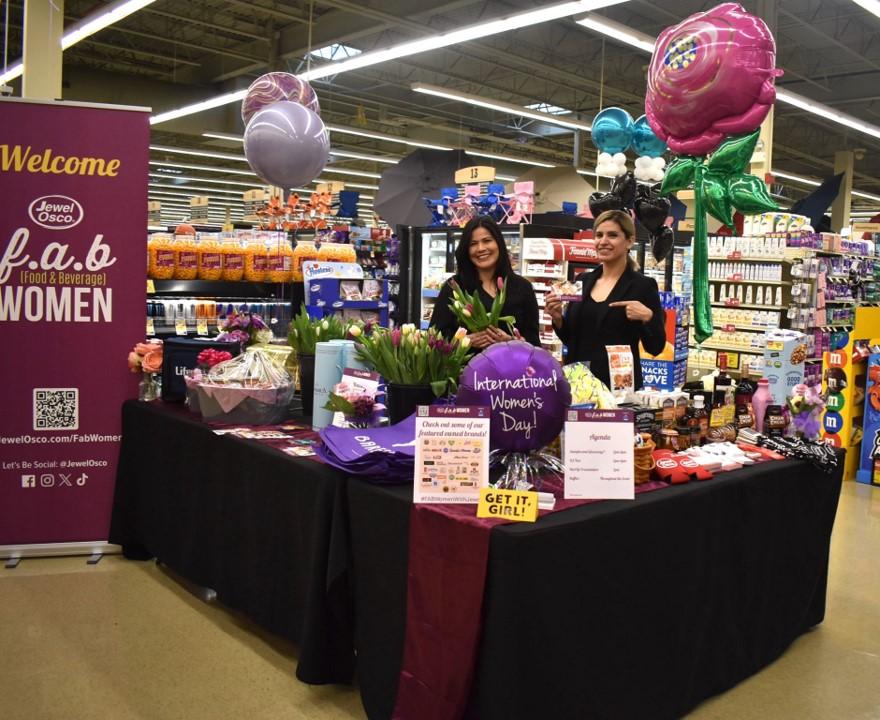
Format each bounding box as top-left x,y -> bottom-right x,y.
1,481 -> 878,720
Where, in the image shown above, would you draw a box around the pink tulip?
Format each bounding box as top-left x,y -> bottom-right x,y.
496,276 -> 504,291
391,328 -> 402,347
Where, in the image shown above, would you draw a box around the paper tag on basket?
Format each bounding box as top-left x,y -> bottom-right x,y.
175,318 -> 188,335
477,487 -> 538,522
196,318 -> 209,336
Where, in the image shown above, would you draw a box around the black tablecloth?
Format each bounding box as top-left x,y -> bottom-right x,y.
348,457 -> 843,720
108,400 -> 354,684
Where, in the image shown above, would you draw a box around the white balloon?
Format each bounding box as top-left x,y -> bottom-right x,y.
598,152 -> 613,163
655,157 -> 667,169
634,156 -> 650,169
612,152 -> 627,165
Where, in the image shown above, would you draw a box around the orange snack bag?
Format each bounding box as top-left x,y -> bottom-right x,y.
197,233 -> 223,280
220,234 -> 245,281
147,233 -> 175,280
266,235 -> 294,283
174,234 -> 199,280
292,241 -> 321,282
244,235 -> 269,282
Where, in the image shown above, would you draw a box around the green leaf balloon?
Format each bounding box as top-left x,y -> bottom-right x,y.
728,174 -> 778,215
703,171 -> 735,228
660,156 -> 699,195
706,129 -> 760,177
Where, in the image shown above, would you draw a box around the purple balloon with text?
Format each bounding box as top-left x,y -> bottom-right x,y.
455,341 -> 570,453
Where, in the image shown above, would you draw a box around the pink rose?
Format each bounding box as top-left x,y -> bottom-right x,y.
135,342 -> 158,356
645,3 -> 782,156
127,351 -> 142,373
141,349 -> 164,373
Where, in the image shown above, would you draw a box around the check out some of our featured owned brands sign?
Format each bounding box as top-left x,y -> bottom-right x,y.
0,98 -> 149,545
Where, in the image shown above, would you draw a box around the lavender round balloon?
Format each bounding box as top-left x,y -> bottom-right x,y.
243,101 -> 330,189
241,72 -> 320,126
456,341 -> 571,453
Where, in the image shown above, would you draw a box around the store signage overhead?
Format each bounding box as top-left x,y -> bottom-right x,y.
454,166 -> 496,184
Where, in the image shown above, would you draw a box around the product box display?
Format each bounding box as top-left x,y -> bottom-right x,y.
762,329 -> 808,405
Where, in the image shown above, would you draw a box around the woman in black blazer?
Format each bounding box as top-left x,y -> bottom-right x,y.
545,209 -> 666,390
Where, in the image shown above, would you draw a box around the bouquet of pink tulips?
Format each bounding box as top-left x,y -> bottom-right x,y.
448,276 -> 516,334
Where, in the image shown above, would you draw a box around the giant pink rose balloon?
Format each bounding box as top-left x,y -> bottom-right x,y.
645,3 -> 782,156
241,72 -> 320,126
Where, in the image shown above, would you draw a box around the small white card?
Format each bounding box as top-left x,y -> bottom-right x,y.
564,409 -> 635,500
414,405 -> 490,504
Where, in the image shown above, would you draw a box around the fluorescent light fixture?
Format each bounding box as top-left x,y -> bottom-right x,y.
575,14 -> 880,144
203,132 -> 245,143
150,144 -> 248,162
496,174 -> 517,182
322,167 -> 383,179
151,0 -> 628,125
330,149 -> 401,164
575,13 -> 655,52
412,82 -> 591,131
465,150 -> 555,168
525,102 -> 572,116
325,125 -> 453,151
771,170 -> 821,187
152,89 -> 248,125
0,62 -> 22,85
62,0 -> 157,49
148,172 -> 262,189
149,160 -> 259,177
148,189 -> 246,204
850,1 -> 880,19
149,182 -> 253,196
2,0 -> 156,85
775,89 -> 880,141
853,190 -> 880,202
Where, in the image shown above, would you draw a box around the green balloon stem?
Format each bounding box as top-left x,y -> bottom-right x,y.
693,162 -> 713,344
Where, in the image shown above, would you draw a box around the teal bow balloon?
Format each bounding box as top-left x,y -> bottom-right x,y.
661,129 -> 777,344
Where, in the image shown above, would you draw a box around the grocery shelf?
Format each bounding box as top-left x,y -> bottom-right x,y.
708,255 -> 788,263
710,302 -> 781,310
709,278 -> 790,285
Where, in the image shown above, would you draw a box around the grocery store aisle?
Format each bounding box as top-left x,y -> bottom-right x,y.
1,481 -> 878,720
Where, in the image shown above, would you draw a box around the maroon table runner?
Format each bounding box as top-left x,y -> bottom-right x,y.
392,477 -> 669,720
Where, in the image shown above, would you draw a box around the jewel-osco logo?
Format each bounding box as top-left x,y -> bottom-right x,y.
28,195 -> 84,230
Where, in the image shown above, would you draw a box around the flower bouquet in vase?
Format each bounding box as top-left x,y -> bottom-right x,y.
127,340 -> 163,401
323,370 -> 384,428
353,324 -> 472,424
217,311 -> 273,347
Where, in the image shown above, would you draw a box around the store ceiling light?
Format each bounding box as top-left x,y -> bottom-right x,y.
575,15 -> 880,144
150,144 -> 248,162
496,174 -> 517,182
148,172 -> 262,189
149,182 -> 252,196
1,0 -> 157,85
325,125 -> 454,151
150,0 -> 628,125
330,149 -> 400,164
525,102 -> 572,116
771,170 -> 821,187
322,167 -> 383,179
853,189 -> 880,202
149,160 -> 258,177
575,13 -> 656,52
412,83 -> 591,131
465,150 -> 555,168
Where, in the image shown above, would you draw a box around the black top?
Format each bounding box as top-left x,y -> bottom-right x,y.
430,273 -> 541,347
554,265 -> 666,390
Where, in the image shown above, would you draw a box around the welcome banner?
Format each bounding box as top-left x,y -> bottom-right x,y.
0,99 -> 148,545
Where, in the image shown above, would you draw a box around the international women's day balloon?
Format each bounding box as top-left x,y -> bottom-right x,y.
455,341 -> 571,453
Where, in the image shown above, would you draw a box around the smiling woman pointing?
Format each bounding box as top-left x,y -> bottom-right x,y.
545,209 -> 666,391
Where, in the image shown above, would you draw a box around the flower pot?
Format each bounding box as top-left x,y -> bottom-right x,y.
297,353 -> 316,416
386,383 -> 436,425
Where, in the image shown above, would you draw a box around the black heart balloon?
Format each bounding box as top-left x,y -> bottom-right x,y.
610,171 -> 637,209
588,191 -> 623,217
651,226 -> 675,262
635,194 -> 671,234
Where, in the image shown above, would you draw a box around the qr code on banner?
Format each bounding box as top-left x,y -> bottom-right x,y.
33,388 -> 79,431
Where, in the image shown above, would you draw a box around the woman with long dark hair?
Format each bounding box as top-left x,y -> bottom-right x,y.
545,209 -> 666,390
430,216 -> 540,349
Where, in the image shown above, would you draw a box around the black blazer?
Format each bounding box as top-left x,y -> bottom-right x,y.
554,265 -> 666,390
430,273 -> 541,347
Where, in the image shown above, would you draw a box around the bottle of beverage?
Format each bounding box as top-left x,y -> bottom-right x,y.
713,355 -> 733,408
752,378 -> 773,436
691,395 -> 709,444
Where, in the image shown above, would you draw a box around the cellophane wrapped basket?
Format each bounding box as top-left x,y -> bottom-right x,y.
195,349 -> 294,424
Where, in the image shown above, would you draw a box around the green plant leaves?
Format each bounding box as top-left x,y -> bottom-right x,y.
706,129 -> 760,177
661,157 -> 699,195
